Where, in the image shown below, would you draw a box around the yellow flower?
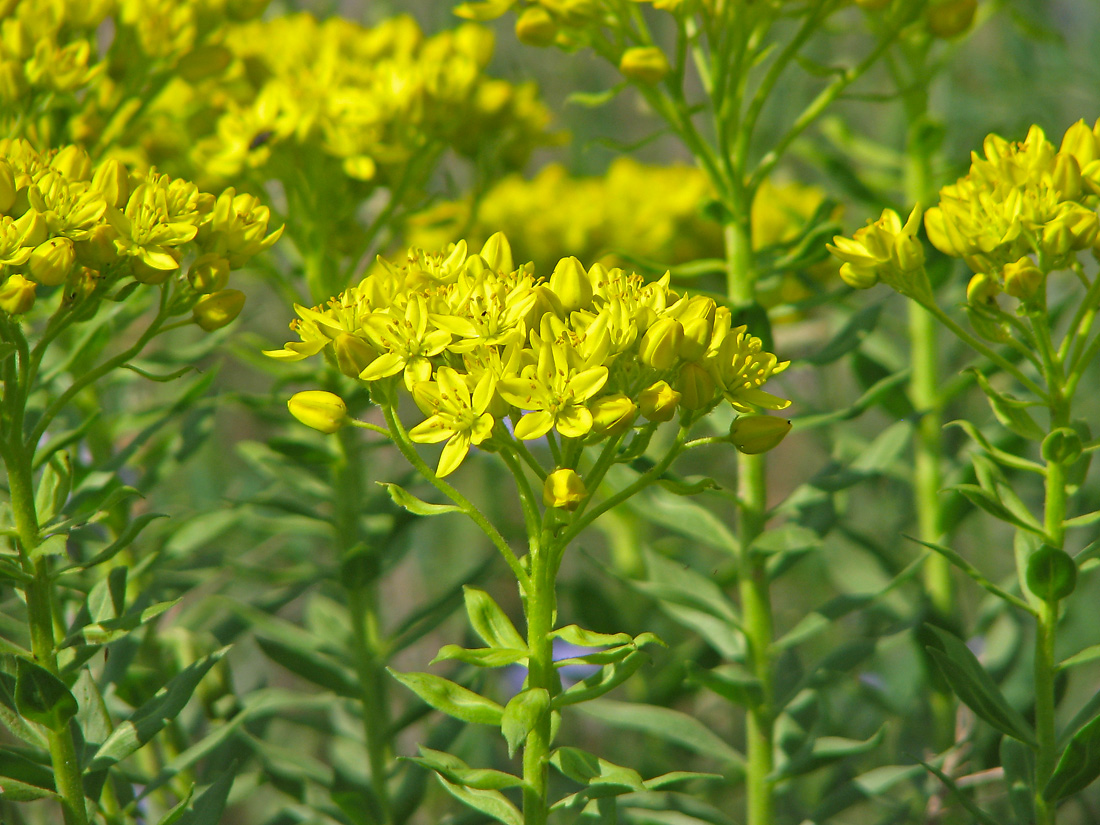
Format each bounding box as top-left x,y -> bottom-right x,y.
28,237 -> 76,286
360,295 -> 454,390
543,468 -> 586,510
638,380 -> 680,422
0,273 -> 36,314
619,47 -> 670,85
108,181 -> 197,273
498,338 -> 608,439
409,367 -> 496,477
827,205 -> 925,293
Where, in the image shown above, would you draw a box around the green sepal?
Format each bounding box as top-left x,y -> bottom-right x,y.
1026,545 -> 1077,601
436,775 -> 522,825
970,368 -> 1046,440
15,657 -> 78,731
388,669 -> 503,725
1045,712 -> 1100,801
379,482 -> 461,516
431,646 -> 528,668
924,626 -> 1035,745
501,688 -> 549,758
405,747 -> 526,791
464,587 -> 526,650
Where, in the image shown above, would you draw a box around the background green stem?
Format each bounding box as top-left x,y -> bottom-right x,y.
521,533 -> 555,825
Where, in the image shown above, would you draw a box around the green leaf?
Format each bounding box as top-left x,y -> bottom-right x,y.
172,768 -> 235,825
1026,545 -> 1077,601
15,658 -> 78,731
464,587 -> 526,650
1001,738 -> 1033,824
89,647 -> 229,770
30,534 -> 68,561
1045,713 -> 1100,800
379,482 -> 462,516
552,650 -> 650,709
72,598 -> 182,647
952,483 -> 1046,536
551,625 -> 632,648
502,688 -> 549,758
1058,643 -> 1100,672
77,513 -> 168,570
255,635 -> 360,698
947,419 -> 1046,475
155,785 -> 195,825
620,478 -> 739,554
405,747 -> 525,791
35,451 -> 72,525
575,700 -> 744,768
804,303 -> 881,365
685,662 -> 762,708
924,626 -> 1034,745
565,83 -> 627,109
0,749 -> 57,798
772,727 -> 886,780
642,771 -> 723,790
550,747 -> 645,794
431,645 -> 528,668
436,775 -> 522,825
0,673 -> 48,748
918,759 -> 1000,825
906,536 -> 1034,613
388,670 -> 504,725
970,368 -> 1046,440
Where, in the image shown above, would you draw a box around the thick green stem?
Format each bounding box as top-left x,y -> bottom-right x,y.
7,447 -> 88,825
334,427 -> 393,823
521,535 -> 555,825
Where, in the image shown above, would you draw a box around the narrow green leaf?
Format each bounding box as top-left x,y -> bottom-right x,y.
436,775 -> 522,825
388,670 -> 503,726
642,771 -> 723,790
947,419 -> 1046,475
431,645 -> 528,668
77,513 -> 168,570
155,785 -> 195,825
970,368 -> 1046,440
686,662 -> 762,708
551,625 -> 631,648
552,650 -> 650,709
771,727 -> 886,780
925,626 -> 1034,745
255,635 -> 360,698
71,598 -> 181,647
575,700 -> 744,768
918,759 -> 1000,825
952,483 -> 1046,536
565,83 -> 627,109
1058,643 -> 1100,672
0,749 -> 56,795
1045,713 -> 1100,800
379,482 -> 462,516
30,534 -> 68,561
15,658 -> 78,731
0,673 -> 48,748
906,536 -> 1034,613
89,647 -> 229,770
405,747 -> 525,791
35,452 -> 72,525
1001,738 -> 1033,824
502,688 -> 549,758
464,587 -> 526,650
550,746 -> 645,793
0,774 -> 59,801
173,767 -> 235,825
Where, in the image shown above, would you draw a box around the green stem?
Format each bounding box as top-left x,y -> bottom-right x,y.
521,530 -> 555,825
334,426 -> 393,824
737,452 -> 774,825
7,446 -> 88,825
1034,595 -> 1057,825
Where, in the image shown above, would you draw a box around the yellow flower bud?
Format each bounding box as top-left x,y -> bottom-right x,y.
838,262 -> 878,289
1052,153 -> 1083,201
90,158 -> 131,209
0,273 -> 36,314
966,272 -> 999,305
619,46 -> 671,85
0,159 -> 15,214
639,316 -> 685,371
1061,120 -> 1099,168
543,468 -> 586,510
480,232 -> 514,274
187,253 -> 231,293
192,289 -> 245,331
334,333 -> 377,379
515,7 -> 558,47
51,145 -> 92,182
927,0 -> 977,38
549,256 -> 593,312
729,414 -> 791,455
638,380 -> 681,422
288,391 -> 347,434
1002,257 -> 1044,301
677,362 -> 715,411
590,393 -> 637,437
29,237 -> 76,286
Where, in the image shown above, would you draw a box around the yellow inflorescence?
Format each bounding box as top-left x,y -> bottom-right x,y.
268,234 -> 789,476
0,139 -> 280,317
830,119 -> 1100,302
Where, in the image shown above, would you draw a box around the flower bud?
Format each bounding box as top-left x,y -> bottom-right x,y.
334,333 -> 377,379
1052,152 -> 1083,201
480,232 -> 514,274
966,272 -> 999,305
192,289 -> 245,331
729,414 -> 791,455
638,380 -> 681,422
619,47 -> 671,85
29,237 -> 76,285
590,393 -> 636,437
1061,120 -> 1099,168
288,390 -> 347,434
0,159 -> 15,214
677,362 -> 715,411
543,468 -> 586,510
927,0 -> 977,38
90,158 -> 131,208
639,317 -> 685,371
1002,257 -> 1044,301
51,145 -> 92,182
838,261 -> 879,290
187,253 -> 230,293
515,7 -> 558,47
549,256 -> 593,312
0,273 -> 36,314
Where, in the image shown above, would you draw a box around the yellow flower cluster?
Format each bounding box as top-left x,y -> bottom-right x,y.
0,139 -> 280,321
830,120 -> 1100,304
179,14 -> 553,186
268,234 -> 789,476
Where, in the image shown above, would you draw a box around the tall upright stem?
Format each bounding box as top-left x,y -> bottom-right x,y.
522,533 -> 555,825
725,218 -> 775,825
7,444 -> 88,825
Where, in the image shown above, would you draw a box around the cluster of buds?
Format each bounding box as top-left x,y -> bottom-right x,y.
0,139 -> 280,325
270,233 -> 790,476
826,205 -> 930,302
855,0 -> 978,39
